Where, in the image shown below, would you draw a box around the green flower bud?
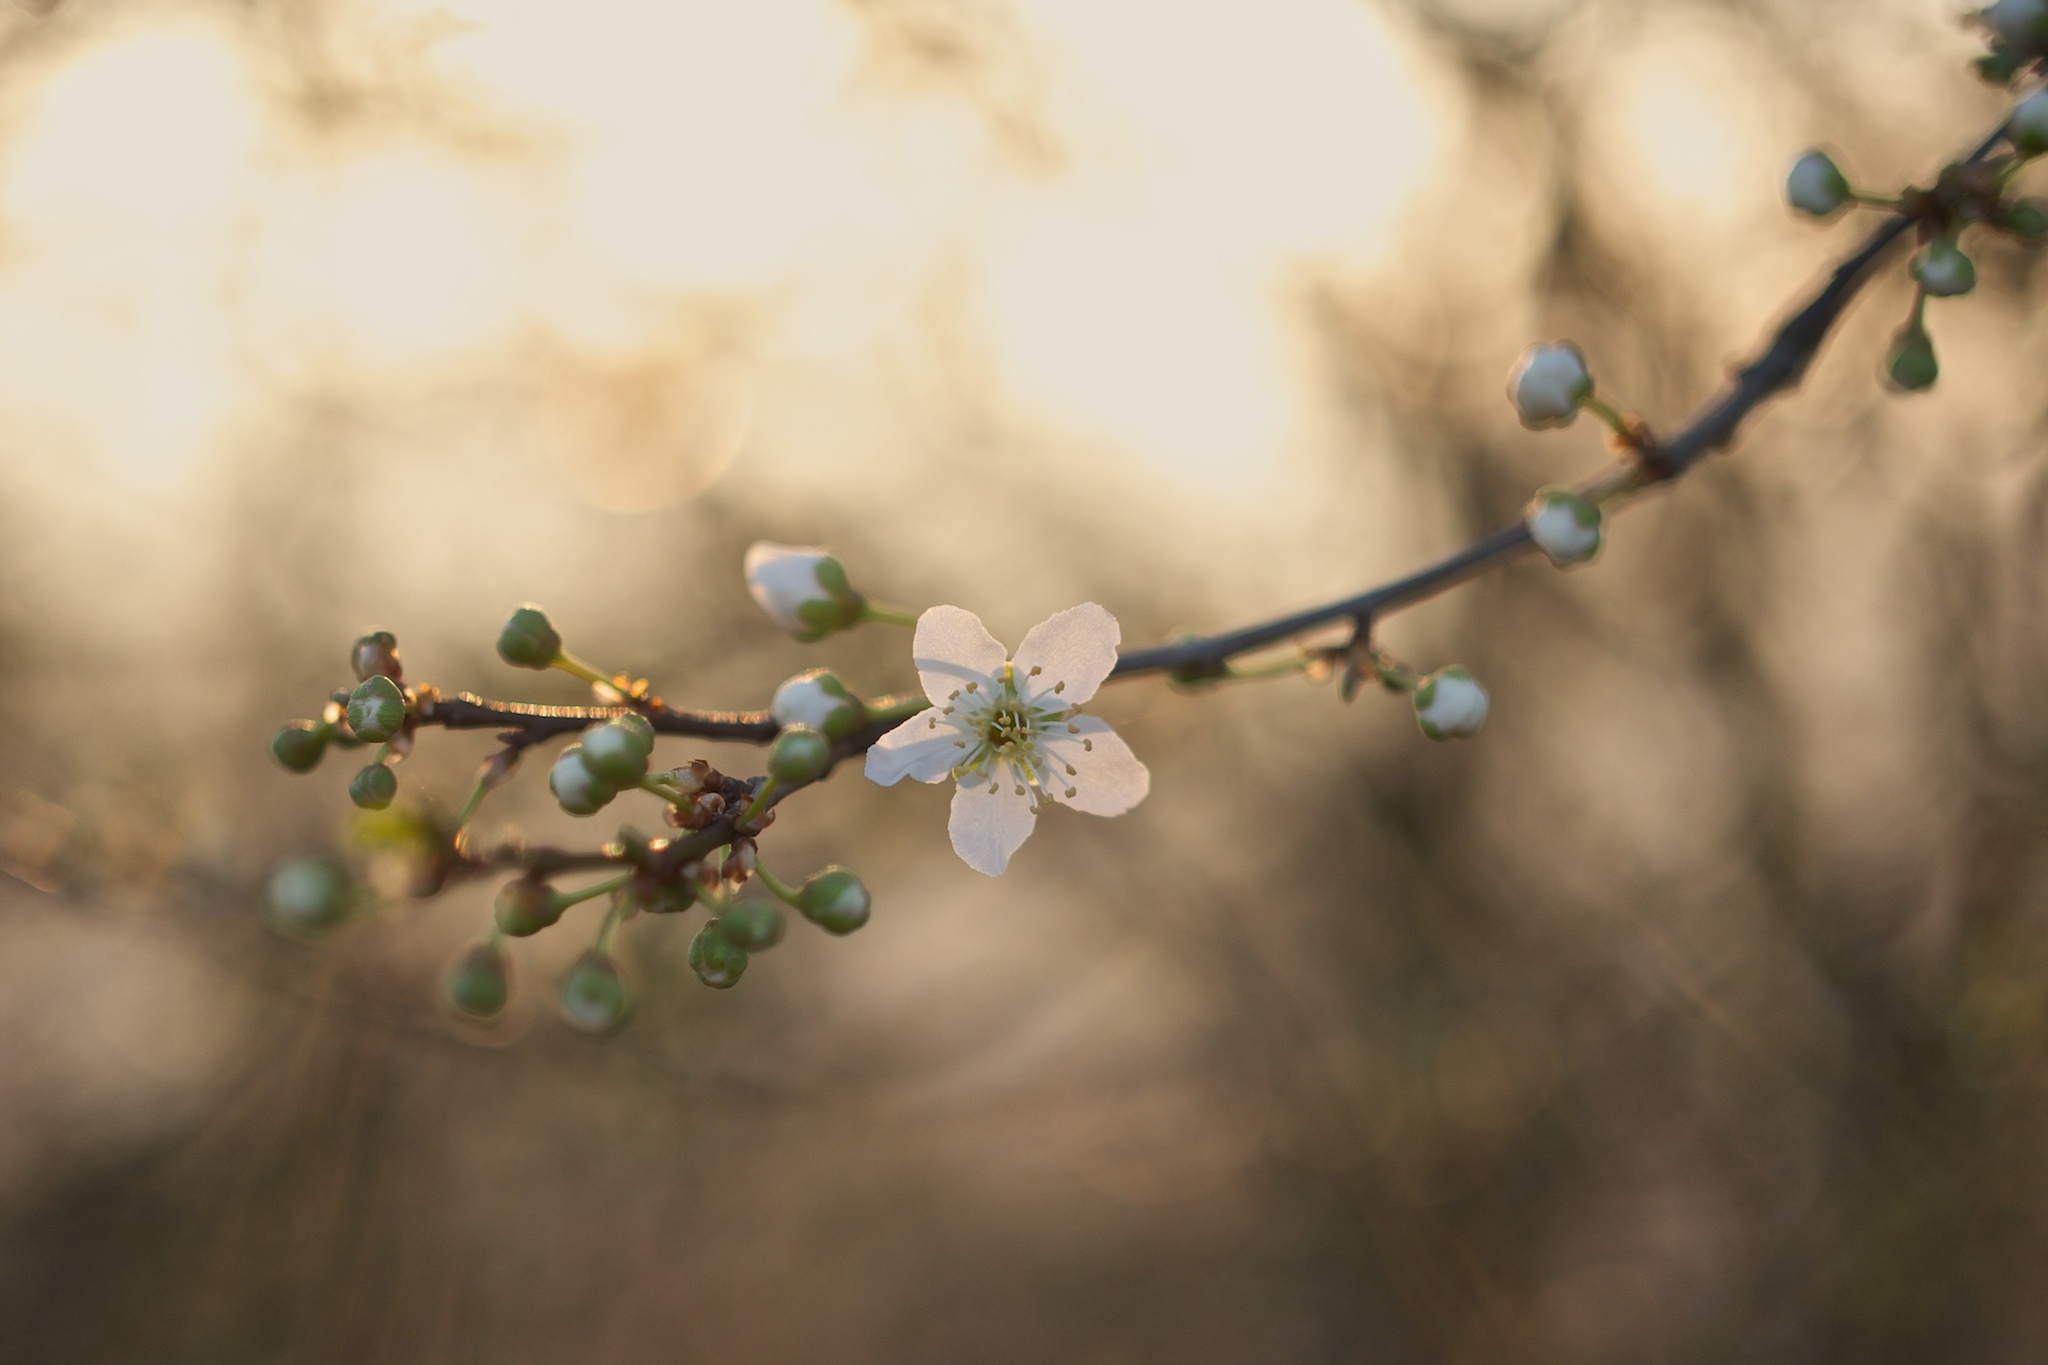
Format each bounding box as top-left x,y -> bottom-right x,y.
1911,239 -> 1977,298
345,675 -> 407,743
560,953 -> 630,1032
743,542 -> 868,641
266,854 -> 356,934
715,900 -> 786,951
771,669 -> 867,741
549,745 -> 618,817
798,866 -> 871,935
1887,322 -> 1939,392
497,605 -> 562,669
688,923 -> 748,988
2011,89 -> 2048,156
349,762 -> 399,810
270,720 -> 329,773
612,710 -> 656,755
580,720 -> 651,786
494,877 -> 562,937
1785,149 -> 1852,218
445,939 -> 510,1020
1996,197 -> 2048,240
767,725 -> 832,785
636,879 -> 697,915
351,631 -> 402,683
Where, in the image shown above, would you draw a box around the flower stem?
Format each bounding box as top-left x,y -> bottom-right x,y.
738,776 -> 780,829
1582,394 -> 1631,436
864,695 -> 932,726
858,600 -> 921,629
559,872 -> 633,910
1847,191 -> 1902,209
550,652 -> 618,691
754,859 -> 803,906
637,775 -> 686,804
594,892 -> 628,955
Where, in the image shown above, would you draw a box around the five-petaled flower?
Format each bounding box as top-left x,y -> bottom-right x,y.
864,603 -> 1150,875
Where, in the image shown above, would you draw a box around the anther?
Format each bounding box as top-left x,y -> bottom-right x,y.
1083,739 -> 1093,751
942,706 -> 954,714
1064,786 -> 1076,798
1067,723 -> 1079,733
1053,681 -> 1065,694
965,682 -> 978,693
1030,666 -> 1042,676
1065,764 -> 1077,775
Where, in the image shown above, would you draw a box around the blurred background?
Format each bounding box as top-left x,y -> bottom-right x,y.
1,0 -> 2045,1359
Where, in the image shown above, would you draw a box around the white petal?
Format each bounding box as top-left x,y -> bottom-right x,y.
1013,602 -> 1120,707
744,543 -> 829,629
1039,716 -> 1150,816
864,714 -> 964,786
948,779 -> 1038,876
913,605 -> 1008,706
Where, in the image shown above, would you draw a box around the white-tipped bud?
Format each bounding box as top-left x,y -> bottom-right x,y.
1911,239 -> 1977,298
1508,343 -> 1594,430
2011,89 -> 2048,157
1785,150 -> 1853,219
548,745 -> 617,817
1987,0 -> 2048,51
1525,488 -> 1604,567
1413,667 -> 1490,741
770,669 -> 867,741
744,542 -> 865,641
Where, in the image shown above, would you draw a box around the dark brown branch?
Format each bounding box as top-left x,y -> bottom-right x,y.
1105,121 -> 2012,683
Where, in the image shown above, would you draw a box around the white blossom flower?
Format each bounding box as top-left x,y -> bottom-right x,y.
743,542 -> 862,640
865,603 -> 1150,875
1785,150 -> 1851,218
1413,667 -> 1489,741
771,668 -> 865,739
2011,89 -> 2048,157
1525,488 -> 1603,567
1508,343 -> 1594,430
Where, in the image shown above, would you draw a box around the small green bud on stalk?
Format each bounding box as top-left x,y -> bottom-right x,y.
549,745 -> 618,817
445,939 -> 510,1020
1524,488 -> 1603,568
1995,197 -> 2048,240
771,669 -> 867,741
497,605 -> 563,669
2011,89 -> 2048,156
1985,0 -> 2048,55
351,631 -> 402,683
612,711 -> 656,753
1785,149 -> 1852,218
349,762 -> 399,810
688,923 -> 749,989
1911,239 -> 1977,297
579,719 -> 651,786
798,866 -> 871,935
1887,321 -> 1940,392
715,900 -> 786,951
267,855 -> 356,934
345,675 -> 407,743
270,721 -> 329,773
1413,667 -> 1490,741
767,726 -> 832,785
494,877 -> 563,937
560,953 -> 630,1032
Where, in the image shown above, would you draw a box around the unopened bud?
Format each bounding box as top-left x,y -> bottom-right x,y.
715,900 -> 786,951
497,605 -> 562,669
494,877 -> 562,937
1886,321 -> 1939,392
1413,667 -> 1489,741
612,711 -> 656,753
771,669 -> 867,740
549,746 -> 618,817
743,542 -> 867,641
345,675 -> 407,743
2011,89 -> 2048,156
767,726 -> 832,785
1995,197 -> 2048,240
1507,343 -> 1594,430
1524,488 -> 1603,567
688,923 -> 749,988
580,719 -> 651,786
798,866 -> 871,935
349,762 -> 399,810
445,938 -> 510,1020
267,854 -> 356,934
1986,0 -> 2048,53
351,631 -> 402,683
270,720 -> 330,773
637,879 -> 697,915
559,953 -> 630,1033
1911,239 -> 1977,297
1785,149 -> 1852,218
